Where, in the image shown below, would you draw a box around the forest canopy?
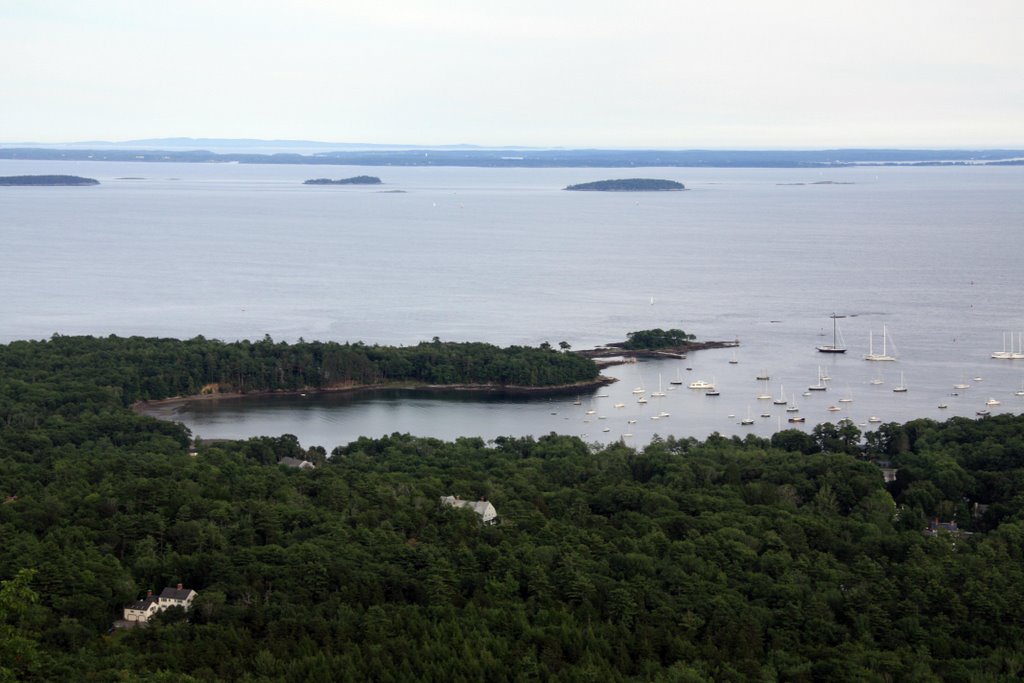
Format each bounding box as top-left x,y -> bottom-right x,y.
619,328 -> 697,350
0,335 -> 602,406
1,332 -> 1024,681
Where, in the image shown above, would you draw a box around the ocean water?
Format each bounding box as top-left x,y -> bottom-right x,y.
3,159 -> 1023,447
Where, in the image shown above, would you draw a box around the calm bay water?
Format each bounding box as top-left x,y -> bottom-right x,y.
3,159 -> 1023,447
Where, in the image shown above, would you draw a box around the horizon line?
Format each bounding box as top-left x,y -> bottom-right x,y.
3,137 -> 1024,153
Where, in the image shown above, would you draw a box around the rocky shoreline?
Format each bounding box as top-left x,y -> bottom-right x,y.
575,339 -> 739,363
133,376 -> 617,415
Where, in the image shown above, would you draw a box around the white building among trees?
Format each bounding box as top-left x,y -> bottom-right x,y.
122,584 -> 198,624
441,495 -> 498,524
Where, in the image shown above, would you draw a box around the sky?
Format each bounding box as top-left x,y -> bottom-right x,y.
2,0 -> 1023,148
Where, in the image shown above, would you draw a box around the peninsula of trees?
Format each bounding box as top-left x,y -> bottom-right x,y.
0,335 -> 601,404
565,178 -> 684,192
303,175 -> 382,185
2,327 -> 1024,679
0,174 -> 99,186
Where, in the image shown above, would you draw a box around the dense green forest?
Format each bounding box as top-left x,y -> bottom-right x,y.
0,335 -> 600,408
2,335 -> 1024,680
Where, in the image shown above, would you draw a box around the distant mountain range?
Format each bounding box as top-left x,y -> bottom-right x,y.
1,139 -> 1022,167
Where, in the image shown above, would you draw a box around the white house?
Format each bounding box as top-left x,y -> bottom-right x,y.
279,457 -> 316,470
158,583 -> 198,609
441,495 -> 498,524
122,584 -> 198,624
122,593 -> 161,623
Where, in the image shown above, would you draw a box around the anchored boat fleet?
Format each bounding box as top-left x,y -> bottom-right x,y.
567,316 -> 1021,439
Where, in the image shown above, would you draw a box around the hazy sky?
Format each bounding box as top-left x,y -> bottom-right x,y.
3,0 -> 1022,148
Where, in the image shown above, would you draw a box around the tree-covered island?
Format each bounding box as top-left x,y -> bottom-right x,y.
578,328 -> 737,361
3,329 -> 1024,679
303,175 -> 382,185
564,178 -> 684,191
619,328 -> 697,349
0,174 -> 99,186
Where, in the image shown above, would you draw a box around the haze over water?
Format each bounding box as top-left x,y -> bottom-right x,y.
3,159 -> 1023,447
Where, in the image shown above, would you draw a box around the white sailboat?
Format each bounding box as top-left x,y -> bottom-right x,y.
631,367 -> 646,395
741,406 -> 754,425
992,333 -> 1012,359
773,384 -> 787,405
864,325 -> 897,361
893,372 -> 908,392
808,366 -> 828,391
993,332 -> 1024,360
1013,333 -> 1024,359
651,374 -> 666,397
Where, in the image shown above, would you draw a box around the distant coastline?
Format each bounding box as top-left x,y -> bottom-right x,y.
0,174 -> 99,186
3,144 -> 1023,168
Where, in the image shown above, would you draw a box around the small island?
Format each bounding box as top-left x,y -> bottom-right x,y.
0,174 -> 99,186
303,175 -> 382,185
576,327 -> 739,361
564,178 -> 684,192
